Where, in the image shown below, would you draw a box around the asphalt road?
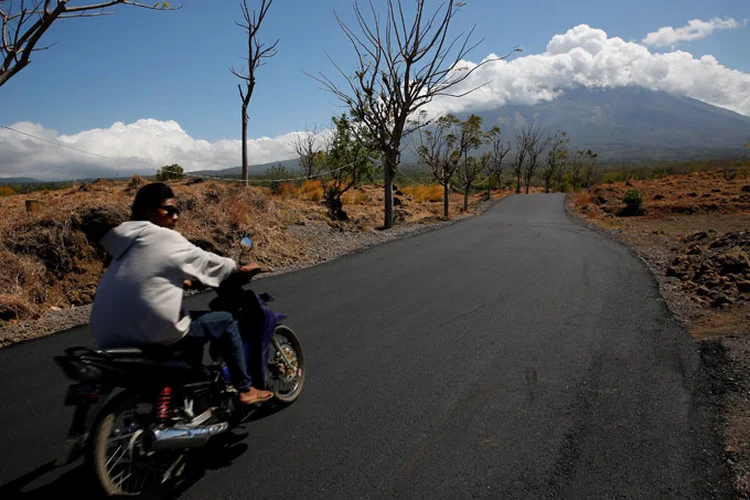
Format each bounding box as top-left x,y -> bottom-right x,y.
0,194 -> 732,499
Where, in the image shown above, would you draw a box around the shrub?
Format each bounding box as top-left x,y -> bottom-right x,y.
620,189 -> 644,216
155,164 -> 184,181
624,189 -> 642,209
723,168 -> 737,181
126,175 -> 146,191
0,186 -> 15,197
267,164 -> 290,194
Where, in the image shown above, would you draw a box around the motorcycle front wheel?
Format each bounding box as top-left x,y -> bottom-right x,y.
266,325 -> 305,404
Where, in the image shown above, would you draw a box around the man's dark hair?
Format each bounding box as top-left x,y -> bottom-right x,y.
131,182 -> 175,220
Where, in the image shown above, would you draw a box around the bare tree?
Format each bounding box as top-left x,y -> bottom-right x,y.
520,124 -> 548,194
512,130 -> 528,194
313,0 -> 518,228
413,113 -> 460,217
230,0 -> 278,185
292,128 -> 319,179
570,150 -> 585,191
456,153 -> 486,210
0,0 -> 176,88
485,126 -> 509,200
543,130 -> 569,193
581,149 -> 598,188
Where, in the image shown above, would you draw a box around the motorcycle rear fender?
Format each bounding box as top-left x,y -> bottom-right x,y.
55,384 -> 114,467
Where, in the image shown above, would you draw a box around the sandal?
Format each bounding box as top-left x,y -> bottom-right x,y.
239,387 -> 273,405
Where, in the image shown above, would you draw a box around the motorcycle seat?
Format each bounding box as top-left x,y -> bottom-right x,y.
98,343 -> 204,366
100,348 -> 144,356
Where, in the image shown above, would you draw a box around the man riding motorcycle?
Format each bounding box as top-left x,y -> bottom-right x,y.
89,182 -> 273,405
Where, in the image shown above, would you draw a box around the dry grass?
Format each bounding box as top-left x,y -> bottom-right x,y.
295,180 -> 324,202
0,178 -> 492,323
341,189 -> 368,205
402,184 -> 444,202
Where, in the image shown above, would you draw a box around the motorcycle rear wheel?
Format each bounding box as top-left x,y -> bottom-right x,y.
92,391 -> 186,497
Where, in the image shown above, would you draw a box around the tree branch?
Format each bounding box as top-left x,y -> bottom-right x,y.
1,0 -> 179,88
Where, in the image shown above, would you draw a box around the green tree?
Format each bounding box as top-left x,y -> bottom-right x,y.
155,164 -> 184,181
317,114 -> 377,220
414,113 -> 460,217
455,114 -> 487,211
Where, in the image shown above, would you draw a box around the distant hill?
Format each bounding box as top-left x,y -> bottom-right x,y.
188,158 -> 301,179
0,177 -> 42,184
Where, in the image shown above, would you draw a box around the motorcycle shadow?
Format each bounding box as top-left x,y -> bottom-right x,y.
0,431 -> 254,499
0,461 -> 99,500
0,402 -> 288,499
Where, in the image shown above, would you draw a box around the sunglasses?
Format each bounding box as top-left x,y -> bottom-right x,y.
159,205 -> 181,217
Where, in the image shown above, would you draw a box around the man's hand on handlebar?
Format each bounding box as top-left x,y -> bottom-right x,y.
238,262 -> 263,277
183,279 -> 207,290
184,263 -> 263,291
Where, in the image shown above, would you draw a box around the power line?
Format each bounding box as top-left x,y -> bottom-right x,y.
1,124 -> 116,161
199,163 -> 356,184
1,123 -> 365,185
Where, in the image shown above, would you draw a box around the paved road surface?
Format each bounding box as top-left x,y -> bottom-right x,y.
0,194 -> 731,498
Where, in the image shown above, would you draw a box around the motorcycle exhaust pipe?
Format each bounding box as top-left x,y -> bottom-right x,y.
146,422 -> 229,452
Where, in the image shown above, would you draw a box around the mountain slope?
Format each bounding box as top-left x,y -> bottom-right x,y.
472,87 -> 750,161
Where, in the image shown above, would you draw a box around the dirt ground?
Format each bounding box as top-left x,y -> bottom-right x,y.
570,169 -> 750,498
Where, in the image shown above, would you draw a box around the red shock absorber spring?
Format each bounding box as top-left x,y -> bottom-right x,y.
156,386 -> 172,426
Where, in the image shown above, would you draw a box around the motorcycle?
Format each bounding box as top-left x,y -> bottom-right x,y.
53,237 -> 305,497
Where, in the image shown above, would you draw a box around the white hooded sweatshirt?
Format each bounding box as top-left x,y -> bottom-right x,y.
90,221 -> 237,348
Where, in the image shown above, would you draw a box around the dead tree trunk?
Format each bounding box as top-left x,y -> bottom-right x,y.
313,0 -> 519,228
230,0 -> 278,185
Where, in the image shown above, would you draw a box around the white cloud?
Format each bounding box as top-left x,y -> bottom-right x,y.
642,17 -> 742,47
422,24 -> 750,118
3,24 -> 750,180
0,119 -> 329,181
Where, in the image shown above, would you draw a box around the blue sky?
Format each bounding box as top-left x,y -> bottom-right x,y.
0,0 -> 748,178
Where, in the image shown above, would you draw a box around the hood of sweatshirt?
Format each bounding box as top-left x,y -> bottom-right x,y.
99,221 -> 155,260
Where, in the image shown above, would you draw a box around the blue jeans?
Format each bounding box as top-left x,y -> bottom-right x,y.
185,311 -> 252,392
